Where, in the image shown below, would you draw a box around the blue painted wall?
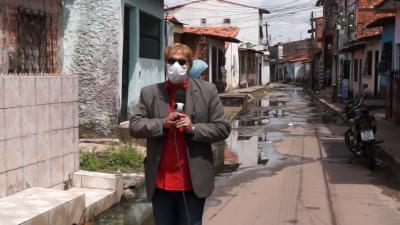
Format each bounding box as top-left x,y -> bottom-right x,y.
379,23 -> 395,88
125,0 -> 165,115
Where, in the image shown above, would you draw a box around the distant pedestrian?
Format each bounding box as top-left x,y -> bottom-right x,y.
188,59 -> 208,79
130,43 -> 231,225
324,69 -> 331,87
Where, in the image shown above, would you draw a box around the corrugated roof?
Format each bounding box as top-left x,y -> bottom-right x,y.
183,26 -> 241,43
280,52 -> 311,63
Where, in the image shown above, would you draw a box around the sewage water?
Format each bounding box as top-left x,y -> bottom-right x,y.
94,85 -> 338,225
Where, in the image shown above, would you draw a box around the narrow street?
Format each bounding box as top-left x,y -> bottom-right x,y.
204,84 -> 400,225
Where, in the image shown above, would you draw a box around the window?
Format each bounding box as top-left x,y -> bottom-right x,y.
139,11 -> 161,59
17,8 -> 53,73
201,18 -> 207,26
223,18 -> 231,25
366,51 -> 373,76
354,59 -> 358,82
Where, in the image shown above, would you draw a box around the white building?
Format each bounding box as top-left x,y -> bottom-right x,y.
166,0 -> 270,90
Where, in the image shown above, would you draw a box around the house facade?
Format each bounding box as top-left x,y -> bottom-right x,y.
371,0 -> 400,124
63,0 -> 165,136
271,39 -> 311,83
180,26 -> 241,92
166,0 -> 270,90
0,0 -> 81,200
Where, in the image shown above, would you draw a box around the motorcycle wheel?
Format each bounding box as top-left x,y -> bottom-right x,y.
345,129 -> 356,153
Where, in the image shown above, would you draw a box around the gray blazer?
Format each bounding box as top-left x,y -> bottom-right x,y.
129,78 -> 231,200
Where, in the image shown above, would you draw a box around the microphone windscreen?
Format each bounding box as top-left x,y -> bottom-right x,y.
175,90 -> 186,104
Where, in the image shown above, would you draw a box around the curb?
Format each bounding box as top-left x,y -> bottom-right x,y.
306,89 -> 346,122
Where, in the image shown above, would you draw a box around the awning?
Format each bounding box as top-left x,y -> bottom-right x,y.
340,41 -> 366,52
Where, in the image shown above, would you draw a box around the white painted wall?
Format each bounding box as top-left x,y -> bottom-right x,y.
261,56 -> 270,85
225,42 -> 240,90
168,0 -> 267,89
362,40 -> 381,95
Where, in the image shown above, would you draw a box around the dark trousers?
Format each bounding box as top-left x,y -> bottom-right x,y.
152,189 -> 206,225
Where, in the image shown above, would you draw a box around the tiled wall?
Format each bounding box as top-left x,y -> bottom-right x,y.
0,75 -> 79,198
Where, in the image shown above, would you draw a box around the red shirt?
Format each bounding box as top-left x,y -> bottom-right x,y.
156,80 -> 193,190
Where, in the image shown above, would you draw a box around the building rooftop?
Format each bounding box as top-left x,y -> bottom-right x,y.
183,26 -> 241,43
165,16 -> 185,26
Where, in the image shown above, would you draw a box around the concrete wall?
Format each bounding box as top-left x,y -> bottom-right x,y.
63,0 -> 165,136
362,40 -> 381,95
0,74 -> 79,198
261,57 -> 270,85
63,0 -> 121,136
0,0 -> 63,73
352,48 -> 364,96
225,43 -> 240,90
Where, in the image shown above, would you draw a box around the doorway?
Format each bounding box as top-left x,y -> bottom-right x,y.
120,6 -> 132,122
374,51 -> 379,97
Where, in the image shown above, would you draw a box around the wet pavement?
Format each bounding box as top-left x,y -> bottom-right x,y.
95,84 -> 400,225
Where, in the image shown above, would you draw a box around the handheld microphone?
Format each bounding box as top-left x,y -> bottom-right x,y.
174,90 -> 186,113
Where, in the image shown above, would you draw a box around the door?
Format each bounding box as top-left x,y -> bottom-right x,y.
374,51 -> 379,97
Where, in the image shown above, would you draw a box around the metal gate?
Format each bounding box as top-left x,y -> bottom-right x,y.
17,7 -> 53,73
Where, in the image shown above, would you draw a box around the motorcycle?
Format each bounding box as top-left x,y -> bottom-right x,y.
342,95 -> 381,170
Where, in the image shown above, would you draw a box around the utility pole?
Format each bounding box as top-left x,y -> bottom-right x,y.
265,22 -> 270,47
309,11 -> 315,89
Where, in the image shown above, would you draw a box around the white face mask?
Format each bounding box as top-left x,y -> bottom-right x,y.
167,62 -> 188,84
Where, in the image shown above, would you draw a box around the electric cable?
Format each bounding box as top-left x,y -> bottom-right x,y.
174,127 -> 192,225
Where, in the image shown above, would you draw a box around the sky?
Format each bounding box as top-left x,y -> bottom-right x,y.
165,0 -> 323,45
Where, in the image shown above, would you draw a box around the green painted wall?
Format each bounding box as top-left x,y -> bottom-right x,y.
124,0 -> 165,116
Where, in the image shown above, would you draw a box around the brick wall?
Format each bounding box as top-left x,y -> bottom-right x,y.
355,0 -> 394,39
0,0 -> 62,73
0,74 -> 79,198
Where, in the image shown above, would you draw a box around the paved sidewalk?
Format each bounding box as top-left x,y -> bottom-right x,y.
309,88 -> 400,171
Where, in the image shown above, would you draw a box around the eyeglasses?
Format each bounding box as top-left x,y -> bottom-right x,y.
167,58 -> 187,66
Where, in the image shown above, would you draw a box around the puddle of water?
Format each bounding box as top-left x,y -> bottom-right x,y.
94,186 -> 154,225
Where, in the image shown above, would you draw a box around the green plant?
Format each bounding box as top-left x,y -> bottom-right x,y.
80,145 -> 144,173
250,87 -> 269,99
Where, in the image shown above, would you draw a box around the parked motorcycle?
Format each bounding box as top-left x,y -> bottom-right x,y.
342,95 -> 381,170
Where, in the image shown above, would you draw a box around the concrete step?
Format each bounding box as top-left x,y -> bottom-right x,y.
67,187 -> 116,222
71,170 -> 124,222
0,187 -> 85,225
